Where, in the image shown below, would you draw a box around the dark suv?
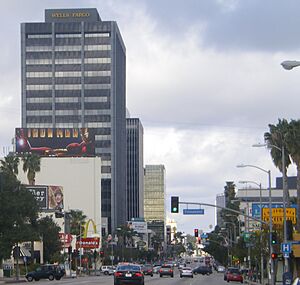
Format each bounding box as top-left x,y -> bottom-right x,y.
25,264 -> 65,282
193,265 -> 212,275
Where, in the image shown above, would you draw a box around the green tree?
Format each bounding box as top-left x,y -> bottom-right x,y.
69,210 -> 87,236
264,118 -> 292,205
285,119 -> 300,231
0,170 -> 39,266
22,153 -> 41,185
0,155 -> 20,177
38,216 -> 62,263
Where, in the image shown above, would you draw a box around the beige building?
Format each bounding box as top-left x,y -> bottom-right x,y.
17,157 -> 102,235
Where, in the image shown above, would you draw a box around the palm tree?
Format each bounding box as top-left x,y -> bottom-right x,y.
285,119 -> 300,231
0,155 -> 20,177
69,210 -> 87,237
22,153 -> 41,185
264,119 -> 292,206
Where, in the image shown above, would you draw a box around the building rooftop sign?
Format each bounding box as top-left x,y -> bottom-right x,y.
45,8 -> 101,23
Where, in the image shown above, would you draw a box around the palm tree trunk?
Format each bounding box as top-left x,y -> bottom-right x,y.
297,164 -> 300,232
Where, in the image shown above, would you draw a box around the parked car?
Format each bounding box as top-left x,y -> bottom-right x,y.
193,265 -> 212,275
141,264 -> 153,276
226,268 -> 243,283
114,264 -> 144,285
101,265 -> 116,275
159,264 -> 174,277
25,264 -> 65,282
180,267 -> 193,278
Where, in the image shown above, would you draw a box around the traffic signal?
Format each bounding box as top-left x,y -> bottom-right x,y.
271,253 -> 278,260
271,232 -> 278,245
68,246 -> 72,255
171,196 -> 179,213
100,250 -> 104,258
194,229 -> 199,237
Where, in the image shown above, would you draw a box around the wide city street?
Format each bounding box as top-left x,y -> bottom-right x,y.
5,270 -> 225,285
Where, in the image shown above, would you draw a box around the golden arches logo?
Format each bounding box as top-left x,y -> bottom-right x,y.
83,219 -> 97,238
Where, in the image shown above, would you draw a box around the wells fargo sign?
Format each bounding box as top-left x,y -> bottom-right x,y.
262,208 -> 296,225
51,12 -> 90,18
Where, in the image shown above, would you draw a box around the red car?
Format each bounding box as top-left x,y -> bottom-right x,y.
226,268 -> 243,283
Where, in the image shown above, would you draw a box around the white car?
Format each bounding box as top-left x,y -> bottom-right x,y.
217,265 -> 225,273
101,265 -> 115,275
180,267 -> 193,278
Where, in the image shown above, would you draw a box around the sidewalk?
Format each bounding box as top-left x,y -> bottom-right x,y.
0,277 -> 26,284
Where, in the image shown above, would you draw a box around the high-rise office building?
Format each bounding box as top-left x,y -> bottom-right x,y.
144,165 -> 166,241
216,193 -> 225,227
20,8 -> 126,232
126,118 -> 144,221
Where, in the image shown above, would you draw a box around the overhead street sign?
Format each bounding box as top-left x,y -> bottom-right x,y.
183,209 -> 204,215
262,208 -> 296,225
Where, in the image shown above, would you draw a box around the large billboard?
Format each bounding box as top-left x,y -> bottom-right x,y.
15,128 -> 95,157
25,185 -> 64,211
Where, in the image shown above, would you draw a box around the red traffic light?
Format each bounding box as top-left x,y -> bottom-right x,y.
271,253 -> 277,260
194,229 -> 199,237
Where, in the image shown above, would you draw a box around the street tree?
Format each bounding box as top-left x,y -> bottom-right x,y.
22,153 -> 41,185
0,170 -> 39,267
37,216 -> 62,263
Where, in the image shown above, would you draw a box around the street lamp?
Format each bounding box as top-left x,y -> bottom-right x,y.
237,164 -> 274,285
239,180 -> 264,285
253,142 -> 289,273
281,60 -> 300,70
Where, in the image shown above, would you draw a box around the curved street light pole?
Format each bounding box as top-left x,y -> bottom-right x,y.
237,164 -> 274,285
239,180 -> 264,285
253,143 -> 289,272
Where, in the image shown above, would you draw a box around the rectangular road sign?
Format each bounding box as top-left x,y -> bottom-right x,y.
183,209 -> 204,215
281,243 -> 291,253
262,208 -> 296,225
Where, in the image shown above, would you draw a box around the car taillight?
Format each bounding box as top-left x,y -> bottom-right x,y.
159,269 -> 162,273
115,272 -> 123,277
169,269 -> 173,272
135,272 -> 143,277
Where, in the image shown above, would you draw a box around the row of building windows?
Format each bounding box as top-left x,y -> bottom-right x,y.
26,45 -> 111,52
27,33 -> 110,39
25,58 -> 111,65
26,70 -> 111,78
26,97 -> 109,103
26,109 -> 111,116
26,84 -> 111,90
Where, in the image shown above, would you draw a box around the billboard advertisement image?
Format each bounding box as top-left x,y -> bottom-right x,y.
48,186 -> 64,210
15,128 -> 95,157
25,185 -> 63,211
26,186 -> 48,209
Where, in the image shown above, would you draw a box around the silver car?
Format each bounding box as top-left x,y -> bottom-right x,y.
180,267 -> 193,278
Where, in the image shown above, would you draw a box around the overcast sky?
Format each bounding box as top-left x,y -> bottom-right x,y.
1,0 -> 300,235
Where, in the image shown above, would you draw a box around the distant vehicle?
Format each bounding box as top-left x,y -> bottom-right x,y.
25,264 -> 65,282
114,264 -> 144,285
141,264 -> 153,276
101,265 -> 116,275
180,267 -> 193,278
224,267 -> 237,281
193,265 -> 212,275
153,265 -> 161,274
159,264 -> 174,277
178,263 -> 186,270
226,268 -> 243,283
217,265 -> 226,273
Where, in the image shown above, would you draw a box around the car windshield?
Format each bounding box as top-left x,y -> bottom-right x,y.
229,268 -> 241,274
162,265 -> 171,268
183,267 -> 191,270
117,265 -> 140,271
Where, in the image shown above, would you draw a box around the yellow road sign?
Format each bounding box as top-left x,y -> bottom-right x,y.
262,208 -> 296,225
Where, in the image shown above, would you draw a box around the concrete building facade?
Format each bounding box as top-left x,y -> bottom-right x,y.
126,118 -> 144,221
20,8 -> 127,232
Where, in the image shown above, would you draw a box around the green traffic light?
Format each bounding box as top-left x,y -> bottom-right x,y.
172,207 -> 178,212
